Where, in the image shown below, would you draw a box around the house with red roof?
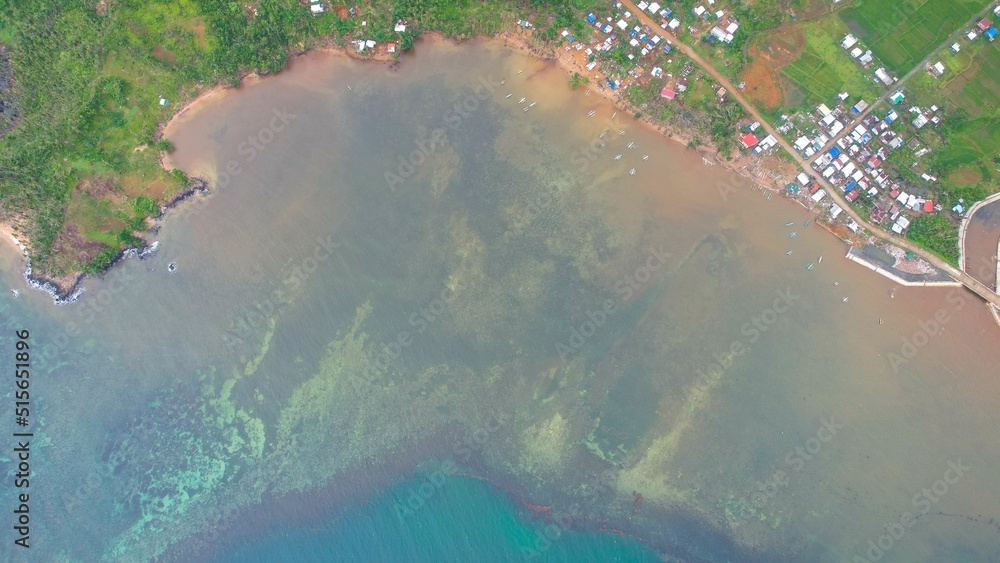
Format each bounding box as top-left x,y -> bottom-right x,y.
739,133 -> 759,148
977,17 -> 993,31
660,87 -> 676,100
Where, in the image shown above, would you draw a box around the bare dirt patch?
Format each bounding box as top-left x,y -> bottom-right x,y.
742,46 -> 784,111
948,166 -> 983,186
152,46 -> 178,64
78,177 -> 119,198
181,17 -> 209,50
740,27 -> 804,111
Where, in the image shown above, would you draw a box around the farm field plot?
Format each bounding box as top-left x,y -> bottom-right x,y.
779,18 -> 881,109
838,0 -> 990,74
908,40 -> 1000,189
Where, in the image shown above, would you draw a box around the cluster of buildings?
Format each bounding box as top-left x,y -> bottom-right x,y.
965,12 -> 998,41
350,21 -> 406,54
839,33 -> 895,86
687,1 -> 742,44
737,123 -> 778,155
578,3 -> 701,97
788,95 -> 945,234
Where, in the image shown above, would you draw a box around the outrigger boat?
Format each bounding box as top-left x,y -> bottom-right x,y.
807,262 -> 815,270
785,221 -> 794,227
786,249 -> 793,255
789,231 -> 797,238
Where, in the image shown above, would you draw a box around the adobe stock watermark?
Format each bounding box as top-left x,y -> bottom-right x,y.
384,75 -> 502,190
183,106 -> 297,219
715,170 -> 750,202
224,234 -> 341,351
521,469 -> 615,559
37,265 -> 139,366
852,459 -> 970,562
347,282 -> 461,393
686,287 -> 800,401
393,411 -> 507,521
555,246 -> 672,362
887,287 -> 976,373
733,417 -> 844,519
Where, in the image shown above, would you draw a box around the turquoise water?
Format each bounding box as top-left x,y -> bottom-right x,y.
221,474 -> 661,562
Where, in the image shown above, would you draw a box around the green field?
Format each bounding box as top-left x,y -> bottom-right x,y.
781,18 -> 882,108
838,0 -> 990,74
908,38 -> 1000,194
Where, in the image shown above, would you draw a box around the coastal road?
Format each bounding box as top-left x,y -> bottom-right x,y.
807,0 -> 1000,167
620,0 -> 1000,308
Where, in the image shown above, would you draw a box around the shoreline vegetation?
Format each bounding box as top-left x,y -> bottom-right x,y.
0,1 -> 991,301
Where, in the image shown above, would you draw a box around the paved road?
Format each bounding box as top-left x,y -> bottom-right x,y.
620,0 -> 1000,308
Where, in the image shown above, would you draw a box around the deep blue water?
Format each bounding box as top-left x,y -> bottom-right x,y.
219,473 -> 661,562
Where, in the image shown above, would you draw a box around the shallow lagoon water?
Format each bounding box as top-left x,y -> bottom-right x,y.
1,38 -> 998,562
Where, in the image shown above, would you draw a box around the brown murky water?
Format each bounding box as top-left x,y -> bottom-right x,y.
1,38 -> 998,562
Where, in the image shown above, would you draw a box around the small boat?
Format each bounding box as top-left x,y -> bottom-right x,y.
347,85 -> 353,91
627,141 -> 636,149
642,155 -> 649,161
785,221 -> 794,227
517,69 -> 524,75
599,132 -> 606,139
834,281 -> 839,286
518,97 -> 526,104
614,154 -> 622,160
612,111 -> 617,118
168,262 -> 177,272
842,296 -> 849,303
789,231 -> 797,238
629,168 -> 636,176
818,255 -> 823,264
807,262 -> 815,270
619,129 -> 626,136
523,102 -> 536,112
588,110 -> 596,117
505,93 -> 513,99
10,289 -> 18,298
786,249 -> 793,255
804,219 -> 812,226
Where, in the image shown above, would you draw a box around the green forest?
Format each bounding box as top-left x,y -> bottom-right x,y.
0,0 -> 607,285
